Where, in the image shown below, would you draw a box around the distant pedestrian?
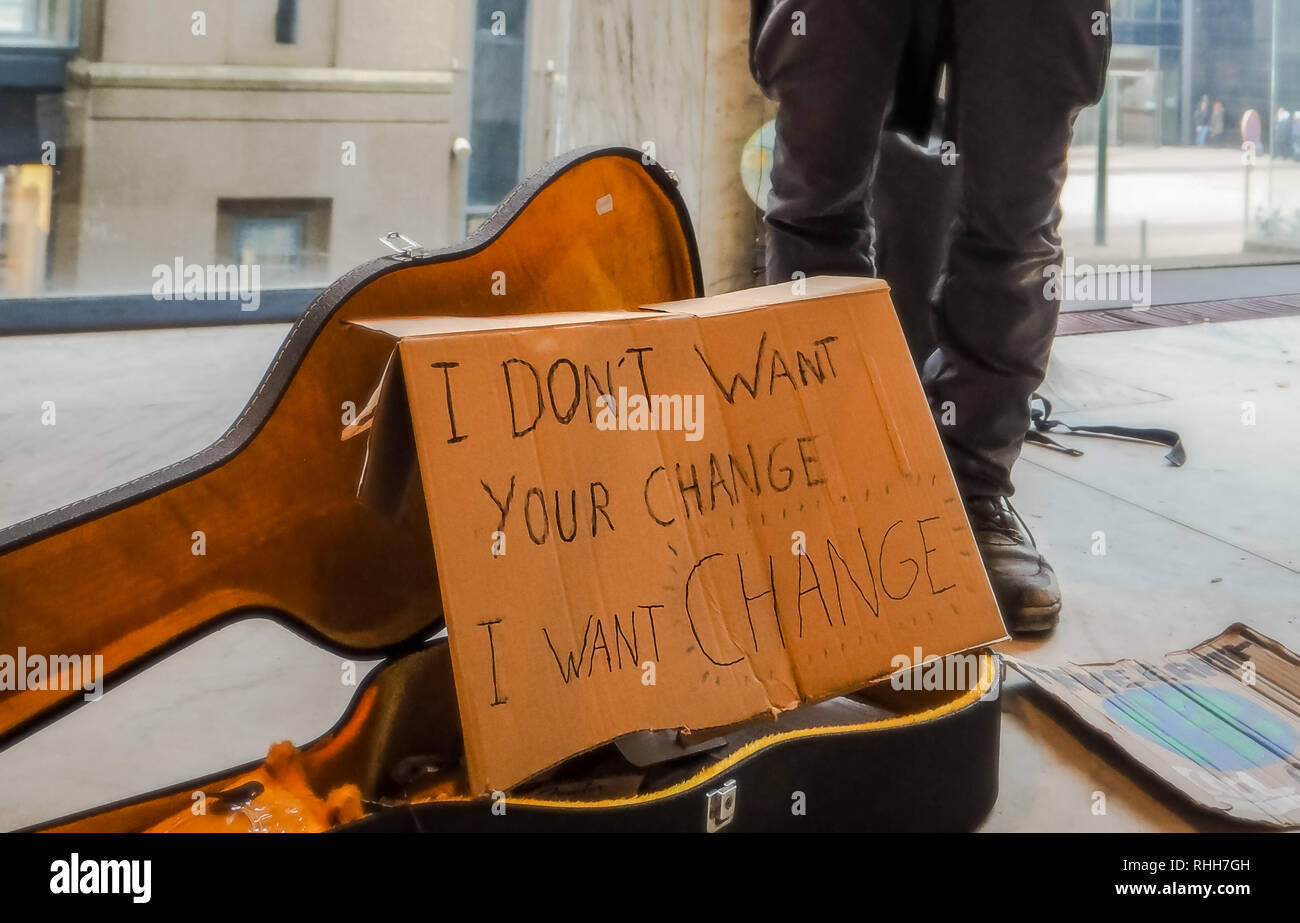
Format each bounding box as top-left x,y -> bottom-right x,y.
1277,108 -> 1293,158
1194,94 -> 1210,145
1210,101 -> 1225,145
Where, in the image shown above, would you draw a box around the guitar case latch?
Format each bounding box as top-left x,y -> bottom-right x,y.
379,231 -> 423,261
705,779 -> 738,832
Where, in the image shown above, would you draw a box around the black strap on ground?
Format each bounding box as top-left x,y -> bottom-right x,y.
1026,394 -> 1186,467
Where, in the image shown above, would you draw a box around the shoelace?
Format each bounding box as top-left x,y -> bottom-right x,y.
968,497 -> 1039,547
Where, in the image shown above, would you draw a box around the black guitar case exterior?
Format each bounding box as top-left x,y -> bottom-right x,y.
33,639 -> 1001,833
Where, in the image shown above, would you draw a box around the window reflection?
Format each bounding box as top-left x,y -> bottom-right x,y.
1067,0 -> 1300,267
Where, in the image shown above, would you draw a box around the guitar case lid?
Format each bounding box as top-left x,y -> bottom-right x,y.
0,146 -> 703,747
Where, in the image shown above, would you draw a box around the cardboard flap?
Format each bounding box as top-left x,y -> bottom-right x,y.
639,275 -> 890,317
352,350 -> 418,519
347,311 -> 639,339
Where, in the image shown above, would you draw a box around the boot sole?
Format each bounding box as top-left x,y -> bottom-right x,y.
1007,602 -> 1061,635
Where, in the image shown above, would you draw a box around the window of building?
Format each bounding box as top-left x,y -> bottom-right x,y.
232,217 -> 305,274
465,0 -> 530,234
0,0 -> 79,45
0,0 -> 38,35
0,163 -> 51,296
216,199 -> 331,287
1066,0 -> 1300,269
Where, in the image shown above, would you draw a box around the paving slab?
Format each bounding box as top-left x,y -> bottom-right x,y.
986,316 -> 1300,831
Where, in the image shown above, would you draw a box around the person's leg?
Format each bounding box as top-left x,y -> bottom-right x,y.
874,131 -> 959,371
926,0 -> 1110,631
753,0 -> 912,284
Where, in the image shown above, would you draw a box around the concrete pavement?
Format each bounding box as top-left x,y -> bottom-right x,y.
0,314 -> 1296,831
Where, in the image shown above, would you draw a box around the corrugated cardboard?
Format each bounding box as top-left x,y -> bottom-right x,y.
1008,624 -> 1300,827
351,277 -> 1006,793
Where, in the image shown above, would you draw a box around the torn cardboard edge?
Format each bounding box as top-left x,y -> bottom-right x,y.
1007,624 -> 1300,828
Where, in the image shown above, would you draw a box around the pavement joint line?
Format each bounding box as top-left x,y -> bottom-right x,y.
1041,396 -> 1177,416
1019,456 -> 1300,578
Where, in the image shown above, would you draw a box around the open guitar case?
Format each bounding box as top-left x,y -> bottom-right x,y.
1,147 -> 1002,833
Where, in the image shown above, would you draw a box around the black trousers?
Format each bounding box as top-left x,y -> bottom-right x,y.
752,0 -> 1109,498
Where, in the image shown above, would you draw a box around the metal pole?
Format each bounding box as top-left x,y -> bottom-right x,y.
1095,80 -> 1109,247
1269,0 -> 1278,203
1156,57 -> 1164,145
1244,159 -> 1252,240
1181,0 -> 1194,146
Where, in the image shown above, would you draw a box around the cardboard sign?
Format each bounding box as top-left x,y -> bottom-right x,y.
355,277 -> 1006,793
1008,624 -> 1300,827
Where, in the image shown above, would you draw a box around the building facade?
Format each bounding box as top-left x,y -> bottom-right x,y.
47,0 -> 475,295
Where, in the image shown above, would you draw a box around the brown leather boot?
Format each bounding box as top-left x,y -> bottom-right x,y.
965,496 -> 1061,634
